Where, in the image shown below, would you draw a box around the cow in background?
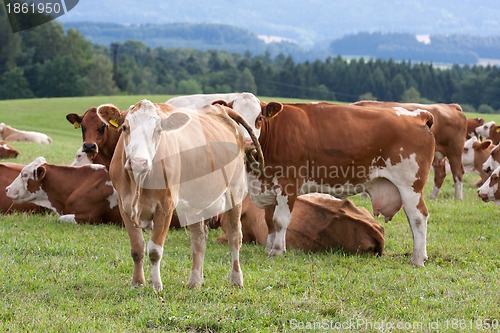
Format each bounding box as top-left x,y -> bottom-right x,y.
66,107 -> 121,169
0,142 -> 19,159
353,101 -> 467,201
461,137 -> 494,187
483,144 -> 500,175
6,157 -> 122,225
0,123 -> 52,144
477,166 -> 500,205
466,117 -> 484,139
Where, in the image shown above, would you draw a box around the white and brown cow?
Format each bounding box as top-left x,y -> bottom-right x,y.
0,123 -> 52,144
478,166 -> 500,205
96,99 -> 263,290
466,117 -> 484,139
5,157 -> 121,224
475,121 -> 495,140
353,101 -> 467,201
483,144 -> 500,175
0,141 -> 19,159
235,101 -> 435,267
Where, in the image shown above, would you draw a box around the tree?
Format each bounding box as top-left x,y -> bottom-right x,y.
177,79 -> 202,94
235,68 -> 257,93
84,53 -> 117,96
0,67 -> 34,99
401,87 -> 421,103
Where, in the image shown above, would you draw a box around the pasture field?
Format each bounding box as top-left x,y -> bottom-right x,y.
0,97 -> 499,332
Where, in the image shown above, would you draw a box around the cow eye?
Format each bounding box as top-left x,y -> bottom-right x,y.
21,172 -> 28,179
120,124 -> 129,133
463,148 -> 468,153
98,124 -> 106,135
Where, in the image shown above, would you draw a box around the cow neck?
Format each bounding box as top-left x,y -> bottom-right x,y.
1,126 -> 14,138
98,129 -> 121,169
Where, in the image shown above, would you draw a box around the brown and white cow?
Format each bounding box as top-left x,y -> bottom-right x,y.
217,194 -> 384,255
236,101 -> 434,267
0,123 -> 52,144
353,101 -> 467,201
5,157 -> 122,225
0,141 -> 19,159
66,107 -> 121,169
475,121 -> 495,140
461,137 -> 494,186
477,166 -> 500,205
0,163 -> 45,213
483,144 -> 500,174
466,117 -> 484,139
96,99 -> 263,290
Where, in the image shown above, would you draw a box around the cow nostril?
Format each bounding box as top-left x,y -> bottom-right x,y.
82,143 -> 97,153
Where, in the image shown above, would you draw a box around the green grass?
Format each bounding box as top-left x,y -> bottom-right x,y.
0,96 -> 499,332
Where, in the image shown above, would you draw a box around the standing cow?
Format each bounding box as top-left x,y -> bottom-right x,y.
96,99 -> 263,290
233,101 -> 435,267
353,101 -> 467,201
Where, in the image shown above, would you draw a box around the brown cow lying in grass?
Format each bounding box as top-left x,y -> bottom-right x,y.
217,194 -> 384,256
0,122 -> 52,144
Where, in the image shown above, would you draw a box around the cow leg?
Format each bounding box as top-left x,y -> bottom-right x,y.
223,203 -> 243,287
187,221 -> 208,288
268,191 -> 294,257
123,218 -> 146,288
430,157 -> 446,200
148,202 -> 174,292
447,154 -> 464,200
402,194 -> 429,267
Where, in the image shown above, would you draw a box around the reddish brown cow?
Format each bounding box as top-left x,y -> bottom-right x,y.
0,141 -> 19,159
66,107 -> 121,169
466,117 -> 484,139
217,194 -> 384,255
0,163 -> 45,213
236,102 -> 434,267
6,157 -> 122,225
353,101 -> 467,201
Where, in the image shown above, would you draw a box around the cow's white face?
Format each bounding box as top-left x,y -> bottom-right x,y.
478,166 -> 500,204
6,156 -> 47,203
462,137 -> 477,172
71,147 -> 93,166
475,121 -> 495,139
232,92 -> 261,139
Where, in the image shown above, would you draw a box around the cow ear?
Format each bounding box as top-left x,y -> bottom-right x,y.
96,104 -> 125,129
66,113 -> 82,129
478,140 -> 492,150
161,112 -> 191,132
264,102 -> 284,118
212,100 -> 228,106
35,166 -> 46,181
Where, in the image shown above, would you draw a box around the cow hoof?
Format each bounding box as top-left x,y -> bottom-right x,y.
410,255 -> 428,267
187,279 -> 204,289
230,271 -> 244,287
131,280 -> 145,288
149,278 -> 163,292
268,248 -> 284,257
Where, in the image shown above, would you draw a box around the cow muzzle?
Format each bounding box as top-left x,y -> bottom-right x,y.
125,157 -> 151,175
5,186 -> 19,201
477,190 -> 490,202
82,142 -> 98,154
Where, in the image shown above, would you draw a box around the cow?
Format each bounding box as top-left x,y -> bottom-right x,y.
0,123 -> 52,144
461,137 -> 494,186
70,147 -> 93,166
0,163 -> 45,213
5,157 -> 122,225
466,117 -> 484,139
95,99 -> 264,290
477,166 -> 500,205
217,194 -> 384,255
475,121 -> 495,139
233,101 -> 435,267
353,101 -> 466,201
66,107 -> 121,169
483,144 -> 500,174
166,92 -> 262,140
0,141 -> 19,159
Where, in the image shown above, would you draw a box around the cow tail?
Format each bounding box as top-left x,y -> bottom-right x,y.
225,108 -> 265,175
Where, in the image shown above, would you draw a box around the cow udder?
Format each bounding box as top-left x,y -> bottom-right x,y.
366,178 -> 403,222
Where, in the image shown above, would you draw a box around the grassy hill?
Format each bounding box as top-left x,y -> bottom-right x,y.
0,96 -> 499,332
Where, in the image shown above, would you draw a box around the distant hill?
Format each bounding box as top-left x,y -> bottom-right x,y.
63,22 -> 500,65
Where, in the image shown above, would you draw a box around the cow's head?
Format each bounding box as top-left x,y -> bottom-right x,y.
475,121 -> 495,139
97,100 -> 191,176
483,144 -> 500,174
462,137 -> 491,172
66,107 -> 109,155
253,101 -> 285,130
0,141 -> 19,158
71,147 -> 94,166
478,165 -> 500,204
5,156 -> 48,203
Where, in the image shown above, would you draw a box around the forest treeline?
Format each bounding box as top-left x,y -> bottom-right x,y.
1,7 -> 500,113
